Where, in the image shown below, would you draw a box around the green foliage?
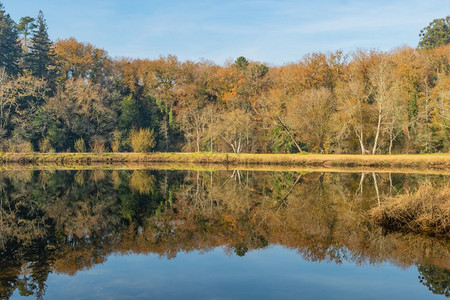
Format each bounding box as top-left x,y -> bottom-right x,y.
16,16 -> 36,50
25,11 -> 54,80
248,63 -> 268,78
129,128 -> 156,152
418,265 -> 450,297
270,125 -> 294,153
0,3 -> 22,74
234,56 -> 249,69
418,16 -> 450,49
118,95 -> 140,132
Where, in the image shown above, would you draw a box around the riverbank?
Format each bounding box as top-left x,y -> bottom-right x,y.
0,152 -> 450,169
1,152 -> 450,169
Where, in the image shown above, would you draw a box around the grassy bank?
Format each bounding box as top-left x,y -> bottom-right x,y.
371,184 -> 450,236
1,152 -> 450,169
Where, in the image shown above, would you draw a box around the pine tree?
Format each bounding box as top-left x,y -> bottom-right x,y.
16,16 -> 36,51
0,2 -> 22,74
418,16 -> 450,49
25,10 -> 54,79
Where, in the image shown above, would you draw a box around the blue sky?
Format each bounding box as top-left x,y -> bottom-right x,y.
2,0 -> 449,65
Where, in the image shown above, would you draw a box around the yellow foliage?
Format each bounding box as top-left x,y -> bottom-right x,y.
129,128 -> 156,153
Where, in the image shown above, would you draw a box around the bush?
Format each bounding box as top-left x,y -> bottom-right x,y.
129,128 -> 156,153
38,138 -> 55,153
90,139 -> 106,153
74,138 -> 86,153
370,183 -> 450,236
9,141 -> 34,153
111,130 -> 121,152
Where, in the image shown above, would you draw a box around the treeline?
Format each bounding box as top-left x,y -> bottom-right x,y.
0,3 -> 449,154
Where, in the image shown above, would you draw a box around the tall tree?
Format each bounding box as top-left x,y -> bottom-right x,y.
25,11 -> 54,80
54,38 -> 112,85
0,2 -> 22,74
287,87 -> 336,153
16,16 -> 36,51
418,16 -> 450,50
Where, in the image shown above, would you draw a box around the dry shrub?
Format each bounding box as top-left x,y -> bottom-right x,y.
90,170 -> 106,183
90,139 -> 106,153
39,138 -> 55,153
111,130 -> 121,152
370,183 -> 450,236
74,138 -> 86,153
112,170 -> 121,188
74,171 -> 85,185
6,170 -> 33,183
9,141 -> 34,153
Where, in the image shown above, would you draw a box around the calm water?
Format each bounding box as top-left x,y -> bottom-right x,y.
0,169 -> 449,299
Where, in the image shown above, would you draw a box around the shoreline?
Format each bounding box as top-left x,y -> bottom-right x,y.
1,152 -> 450,170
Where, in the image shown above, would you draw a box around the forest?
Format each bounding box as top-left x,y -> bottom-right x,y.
0,3 -> 449,154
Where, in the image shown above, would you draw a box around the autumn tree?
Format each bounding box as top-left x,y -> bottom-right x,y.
336,50 -> 378,154
54,38 -> 112,86
45,79 -> 118,151
179,105 -> 209,152
368,54 -> 396,154
216,109 -> 254,153
145,55 -> 182,151
287,87 -> 336,153
0,72 -> 47,149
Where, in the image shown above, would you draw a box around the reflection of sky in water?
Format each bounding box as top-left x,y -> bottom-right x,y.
15,246 -> 441,300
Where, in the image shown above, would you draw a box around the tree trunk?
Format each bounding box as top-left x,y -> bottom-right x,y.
276,117 -> 302,152
388,132 -> 393,155
372,106 -> 382,155
372,173 -> 381,206
357,130 -> 366,154
196,128 -> 200,152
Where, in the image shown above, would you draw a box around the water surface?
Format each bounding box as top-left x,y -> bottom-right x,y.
1,169 -> 449,299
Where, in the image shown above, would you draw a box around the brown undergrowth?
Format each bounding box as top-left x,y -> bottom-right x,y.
371,183 -> 450,236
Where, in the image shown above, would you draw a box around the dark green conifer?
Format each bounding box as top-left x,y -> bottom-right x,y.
25,10 -> 54,79
0,2 -> 22,74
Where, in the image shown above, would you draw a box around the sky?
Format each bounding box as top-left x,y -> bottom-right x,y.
2,0 -> 449,65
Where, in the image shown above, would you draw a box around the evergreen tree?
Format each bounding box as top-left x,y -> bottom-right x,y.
234,56 -> 249,69
418,16 -> 450,49
0,2 -> 22,74
25,10 -> 54,79
16,16 -> 36,51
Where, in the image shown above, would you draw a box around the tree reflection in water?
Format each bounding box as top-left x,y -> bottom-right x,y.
0,169 -> 449,298
418,265 -> 450,297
